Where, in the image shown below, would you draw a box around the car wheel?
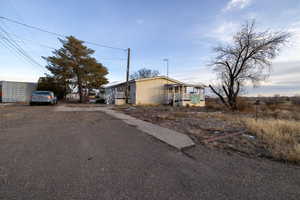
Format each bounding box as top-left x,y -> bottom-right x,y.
30,102 -> 34,106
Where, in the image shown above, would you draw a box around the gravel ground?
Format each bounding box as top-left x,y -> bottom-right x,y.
0,104 -> 299,200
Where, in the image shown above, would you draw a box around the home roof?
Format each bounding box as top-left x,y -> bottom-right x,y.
0,80 -> 37,84
165,83 -> 205,88
104,76 -> 206,88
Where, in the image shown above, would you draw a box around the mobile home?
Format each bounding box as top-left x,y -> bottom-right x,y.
104,76 -> 205,107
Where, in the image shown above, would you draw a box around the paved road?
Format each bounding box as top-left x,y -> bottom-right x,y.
0,105 -> 299,200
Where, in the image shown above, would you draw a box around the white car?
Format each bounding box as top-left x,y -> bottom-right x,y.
30,91 -> 57,105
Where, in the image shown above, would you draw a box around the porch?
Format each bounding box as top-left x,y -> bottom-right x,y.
105,84 -> 132,105
165,84 -> 205,107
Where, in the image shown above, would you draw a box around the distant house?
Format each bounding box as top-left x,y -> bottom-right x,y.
104,76 -> 205,107
0,81 -> 37,103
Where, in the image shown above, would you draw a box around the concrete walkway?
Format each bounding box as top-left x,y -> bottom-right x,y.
55,105 -> 195,150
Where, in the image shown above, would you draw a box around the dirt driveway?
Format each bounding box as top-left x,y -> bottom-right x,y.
0,105 -> 299,200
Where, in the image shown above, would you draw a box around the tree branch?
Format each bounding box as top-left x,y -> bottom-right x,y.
209,85 -> 229,108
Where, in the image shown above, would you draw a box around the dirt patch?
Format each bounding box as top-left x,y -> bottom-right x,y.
115,106 -> 294,163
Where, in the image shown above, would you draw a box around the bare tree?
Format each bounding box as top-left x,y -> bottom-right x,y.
130,68 -> 160,80
209,20 -> 290,110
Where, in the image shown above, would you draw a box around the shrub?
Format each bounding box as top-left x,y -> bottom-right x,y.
205,98 -> 225,110
236,97 -> 254,112
291,97 -> 300,105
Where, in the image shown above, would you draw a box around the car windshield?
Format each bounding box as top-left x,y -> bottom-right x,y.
33,91 -> 51,95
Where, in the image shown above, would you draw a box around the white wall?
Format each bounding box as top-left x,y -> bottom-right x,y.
0,81 -> 37,103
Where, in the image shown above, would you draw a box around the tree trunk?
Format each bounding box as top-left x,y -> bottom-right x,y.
229,98 -> 238,111
209,84 -> 238,111
209,85 -> 228,108
78,76 -> 83,103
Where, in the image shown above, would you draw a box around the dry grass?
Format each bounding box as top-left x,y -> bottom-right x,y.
206,97 -> 300,121
205,99 -> 226,110
243,118 -> 300,163
196,111 -> 300,163
115,104 -> 132,109
172,112 -> 189,118
117,104 -> 300,164
195,112 -> 242,123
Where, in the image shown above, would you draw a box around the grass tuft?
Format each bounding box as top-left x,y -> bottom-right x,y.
243,118 -> 300,163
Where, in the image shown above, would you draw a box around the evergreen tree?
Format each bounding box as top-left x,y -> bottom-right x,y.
43,36 -> 108,102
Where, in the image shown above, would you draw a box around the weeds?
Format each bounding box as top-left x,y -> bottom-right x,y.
172,112 -> 189,118
243,118 -> 300,163
117,102 -> 300,164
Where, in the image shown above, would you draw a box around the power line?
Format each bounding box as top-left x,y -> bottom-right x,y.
0,16 -> 131,82
0,33 -> 39,67
8,32 -> 56,50
0,16 -> 127,51
2,29 -> 127,61
0,24 -> 45,72
0,37 -> 45,74
0,25 -> 43,67
0,38 -> 29,65
0,34 -> 45,70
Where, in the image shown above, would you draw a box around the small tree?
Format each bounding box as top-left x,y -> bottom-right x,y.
209,20 -> 290,110
43,36 -> 108,102
130,68 -> 159,80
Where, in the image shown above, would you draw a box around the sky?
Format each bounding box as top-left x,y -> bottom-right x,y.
0,0 -> 300,96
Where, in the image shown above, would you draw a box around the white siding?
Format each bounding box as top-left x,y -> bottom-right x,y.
0,81 -> 37,103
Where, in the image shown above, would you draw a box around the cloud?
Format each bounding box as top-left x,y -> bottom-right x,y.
274,22 -> 300,62
271,61 -> 300,77
171,59 -> 300,97
205,21 -> 240,43
204,20 -> 300,61
246,85 -> 300,97
264,61 -> 300,87
223,0 -> 252,12
183,7 -> 300,97
281,8 -> 300,18
172,66 -> 215,85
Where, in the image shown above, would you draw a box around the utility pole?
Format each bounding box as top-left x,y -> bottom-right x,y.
163,58 -> 169,78
125,48 -> 131,104
163,58 -> 170,105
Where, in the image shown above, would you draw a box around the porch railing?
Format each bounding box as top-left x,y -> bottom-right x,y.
165,93 -> 204,103
115,92 -> 125,99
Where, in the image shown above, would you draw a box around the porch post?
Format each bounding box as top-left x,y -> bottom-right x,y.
180,86 -> 183,106
172,86 -> 175,106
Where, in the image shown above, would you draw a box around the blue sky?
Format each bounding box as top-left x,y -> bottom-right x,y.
0,0 -> 300,96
